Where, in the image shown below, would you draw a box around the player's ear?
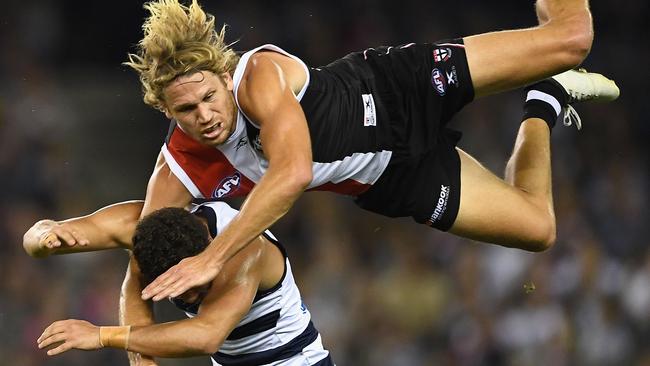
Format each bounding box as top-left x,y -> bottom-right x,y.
220,72 -> 234,92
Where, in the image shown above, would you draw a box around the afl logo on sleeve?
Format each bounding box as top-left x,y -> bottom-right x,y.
431,68 -> 447,96
213,172 -> 242,198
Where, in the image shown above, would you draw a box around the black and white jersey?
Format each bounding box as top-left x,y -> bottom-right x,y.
162,44 -> 394,200
163,41 -> 474,227
172,202 -> 332,366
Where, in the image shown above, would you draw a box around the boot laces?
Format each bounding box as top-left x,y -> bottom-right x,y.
562,105 -> 582,130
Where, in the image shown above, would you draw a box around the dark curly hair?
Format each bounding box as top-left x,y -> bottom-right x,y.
133,207 -> 210,286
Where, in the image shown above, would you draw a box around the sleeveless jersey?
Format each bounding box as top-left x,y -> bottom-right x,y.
162,44 -> 395,200
173,202 -> 332,366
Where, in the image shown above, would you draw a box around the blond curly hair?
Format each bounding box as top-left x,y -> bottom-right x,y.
124,0 -> 239,111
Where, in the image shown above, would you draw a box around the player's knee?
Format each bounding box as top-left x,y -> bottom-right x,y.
555,13 -> 593,68
525,214 -> 557,252
529,229 -> 556,252
566,26 -> 593,67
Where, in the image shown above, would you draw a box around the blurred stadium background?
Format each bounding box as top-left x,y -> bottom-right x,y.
1,1 -> 648,365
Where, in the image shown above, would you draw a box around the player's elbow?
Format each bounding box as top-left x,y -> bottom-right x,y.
285,162 -> 313,192
294,166 -> 313,190
198,341 -> 218,355
181,340 -> 218,356
186,318 -> 226,355
197,334 -> 224,355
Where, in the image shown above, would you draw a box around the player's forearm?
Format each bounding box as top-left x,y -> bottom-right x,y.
125,318 -> 228,357
205,163 -> 310,265
125,284 -> 252,358
207,52 -> 313,264
23,202 -> 142,257
121,257 -> 156,364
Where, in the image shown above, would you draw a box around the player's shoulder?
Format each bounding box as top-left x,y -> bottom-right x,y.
242,45 -> 304,83
243,44 -> 298,63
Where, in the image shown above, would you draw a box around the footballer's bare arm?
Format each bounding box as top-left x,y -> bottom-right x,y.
23,201 -> 143,258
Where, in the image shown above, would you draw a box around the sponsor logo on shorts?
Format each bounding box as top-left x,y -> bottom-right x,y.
213,172 -> 241,198
433,47 -> 452,62
431,68 -> 447,96
426,185 -> 450,226
446,65 -> 459,87
362,93 -> 377,126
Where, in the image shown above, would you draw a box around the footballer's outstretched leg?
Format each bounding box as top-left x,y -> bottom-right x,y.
449,70 -> 619,251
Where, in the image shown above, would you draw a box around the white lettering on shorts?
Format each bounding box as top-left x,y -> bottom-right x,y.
446,65 -> 458,87
426,185 -> 450,226
431,68 -> 447,96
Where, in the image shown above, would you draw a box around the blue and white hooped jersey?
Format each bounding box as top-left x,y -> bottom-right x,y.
174,201 -> 332,366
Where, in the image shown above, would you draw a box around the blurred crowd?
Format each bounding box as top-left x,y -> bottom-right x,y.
1,1 -> 648,365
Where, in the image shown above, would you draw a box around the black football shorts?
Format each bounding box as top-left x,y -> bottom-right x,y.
355,39 -> 474,231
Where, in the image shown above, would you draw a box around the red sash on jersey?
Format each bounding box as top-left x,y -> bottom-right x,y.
166,127 -> 255,199
167,126 -> 372,199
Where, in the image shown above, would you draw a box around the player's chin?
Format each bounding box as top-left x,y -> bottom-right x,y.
201,135 -> 227,147
193,135 -> 216,147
